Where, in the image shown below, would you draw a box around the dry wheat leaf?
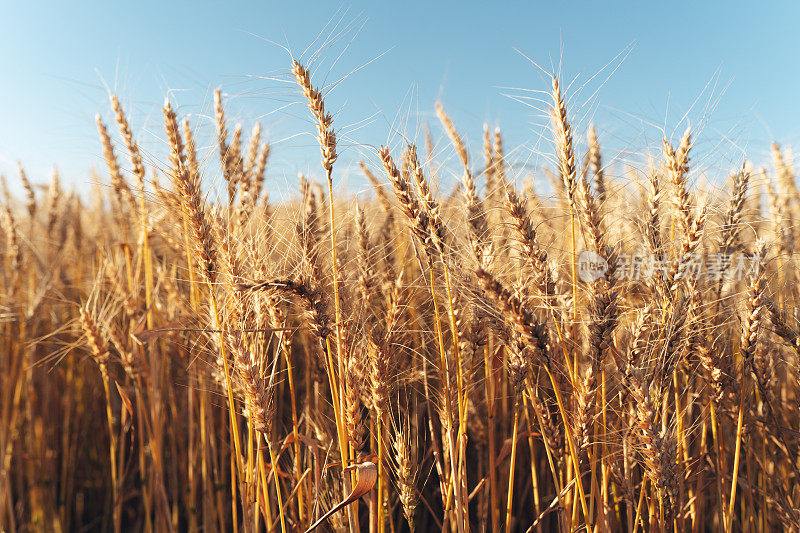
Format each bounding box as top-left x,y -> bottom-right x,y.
305,461 -> 377,533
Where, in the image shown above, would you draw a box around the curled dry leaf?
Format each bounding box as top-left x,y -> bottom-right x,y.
305,461 -> 377,533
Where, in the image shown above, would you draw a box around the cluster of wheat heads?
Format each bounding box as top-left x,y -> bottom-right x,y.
1,60 -> 800,533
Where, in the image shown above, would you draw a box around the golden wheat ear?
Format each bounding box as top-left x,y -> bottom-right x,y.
164,100 -> 217,284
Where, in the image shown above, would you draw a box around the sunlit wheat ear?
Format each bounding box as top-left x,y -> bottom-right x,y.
368,334 -> 397,417
163,100 -> 217,283
538,395 -> 568,481
628,370 -> 679,521
504,187 -> 554,297
551,77 -> 577,211
771,142 -> 799,206
764,167 -> 793,255
714,165 -> 750,294
0,174 -> 10,204
110,95 -> 146,189
577,150 -> 609,262
102,320 -> 139,380
574,281 -> 619,465
236,123 -> 262,223
227,330 -> 275,437
436,104 -> 490,266
79,306 -> 110,366
214,88 -> 238,204
619,304 -> 652,386
475,267 -> 549,370
379,145 -> 434,256
740,240 -> 768,369
2,198 -> 22,272
586,285 -> 619,370
435,102 -> 469,169
652,296 -> 689,389
291,61 -> 337,174
229,123 -> 243,181
393,414 -> 419,532
95,116 -> 135,216
772,144 -> 799,255
668,205 -> 707,295
233,126 -> 262,231
720,166 -> 749,254
644,171 -> 663,256
663,127 -> 693,238
587,125 -> 606,206
250,141 -> 270,205
492,127 -> 509,192
238,278 -> 331,349
677,279 -> 705,365
242,123 -> 261,185
181,119 -> 201,193
16,161 -> 37,219
482,124 -> 496,194
698,341 -> 727,404
406,144 -> 448,256
218,216 -> 244,288
45,169 -> 61,237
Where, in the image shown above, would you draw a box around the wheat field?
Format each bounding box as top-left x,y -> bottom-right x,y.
1,56 -> 798,533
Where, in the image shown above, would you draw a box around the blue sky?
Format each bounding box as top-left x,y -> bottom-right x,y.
1,1 -> 798,196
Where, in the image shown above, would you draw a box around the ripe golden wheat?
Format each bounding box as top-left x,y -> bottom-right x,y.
1,57 -> 799,533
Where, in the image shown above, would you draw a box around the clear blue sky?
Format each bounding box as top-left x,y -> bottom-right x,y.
1,1 -> 798,195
